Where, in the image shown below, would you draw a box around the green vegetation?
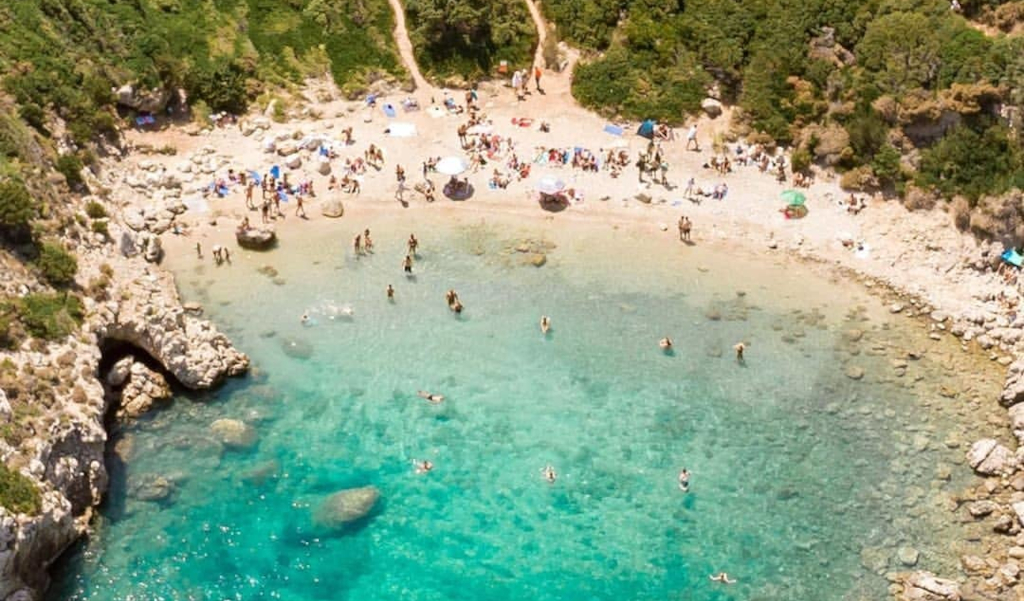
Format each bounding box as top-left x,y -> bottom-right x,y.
0,462 -> 41,515
546,0 -> 1023,201
84,201 -> 107,220
0,179 -> 35,238
405,0 -> 537,80
15,293 -> 84,341
34,242 -> 78,288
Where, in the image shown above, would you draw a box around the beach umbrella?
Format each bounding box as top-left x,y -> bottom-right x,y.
535,176 -> 566,195
781,189 -> 806,207
436,156 -> 468,176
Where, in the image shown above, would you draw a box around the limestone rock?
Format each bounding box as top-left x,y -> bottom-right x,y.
845,366 -> 865,380
115,84 -> 171,113
321,198 -> 345,218
701,98 -> 723,118
312,486 -> 380,530
1001,358 -> 1024,407
276,141 -> 299,156
106,356 -> 133,387
130,475 -> 175,502
284,155 -> 302,169
117,361 -> 172,419
968,438 -> 1016,476
1013,501 -> 1024,527
898,546 -> 920,567
210,418 -> 258,450
898,571 -> 961,601
317,157 -> 331,175
968,500 -> 999,517
236,227 -> 277,251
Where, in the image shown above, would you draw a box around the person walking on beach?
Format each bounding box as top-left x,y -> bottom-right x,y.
261,200 -> 270,224
403,254 -> 414,274
684,177 -> 696,199
457,123 -> 469,148
534,65 -> 543,93
678,216 -> 692,242
195,242 -> 202,258
295,195 -> 306,218
245,183 -> 255,209
408,234 -> 419,256
686,124 -> 699,151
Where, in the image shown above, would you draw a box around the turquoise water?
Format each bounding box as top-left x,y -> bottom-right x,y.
50,212 -> 1001,601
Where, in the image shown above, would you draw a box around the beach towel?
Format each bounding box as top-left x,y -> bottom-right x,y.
319,146 -> 330,157
217,184 -> 229,197
270,165 -> 281,180
386,122 -> 417,138
383,103 -> 396,118
604,124 -> 624,136
248,170 -> 262,185
277,190 -> 289,203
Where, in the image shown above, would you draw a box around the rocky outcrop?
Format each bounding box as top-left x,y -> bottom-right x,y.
114,84 -> 171,114
321,198 -> 345,218
312,486 -> 380,530
209,419 -> 258,450
897,571 -> 961,601
1001,358 -> 1024,407
967,438 -> 1016,476
236,227 -> 277,251
108,358 -> 172,420
95,263 -> 249,388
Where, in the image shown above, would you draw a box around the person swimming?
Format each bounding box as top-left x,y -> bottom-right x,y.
540,316 -> 551,334
709,573 -> 736,584
417,390 -> 444,404
300,312 -> 311,325
414,459 -> 433,474
452,300 -> 463,314
659,337 -> 673,350
542,465 -> 557,483
678,468 -> 690,492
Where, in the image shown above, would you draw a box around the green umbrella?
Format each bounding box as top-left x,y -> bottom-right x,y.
781,190 -> 806,207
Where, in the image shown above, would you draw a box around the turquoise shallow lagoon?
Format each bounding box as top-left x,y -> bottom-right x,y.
50,211 -> 1003,601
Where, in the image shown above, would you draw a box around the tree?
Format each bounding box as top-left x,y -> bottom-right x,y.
856,12 -> 941,94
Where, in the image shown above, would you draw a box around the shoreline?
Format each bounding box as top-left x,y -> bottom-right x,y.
6,65 -> 1021,600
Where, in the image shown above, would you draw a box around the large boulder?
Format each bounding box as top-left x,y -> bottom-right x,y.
209,418 -> 258,450
114,84 -> 172,114
117,361 -> 172,419
967,438 -> 1016,476
898,571 -> 961,601
236,227 -> 277,251
321,198 -> 345,218
317,157 -> 331,175
276,141 -> 300,157
701,98 -> 723,118
312,486 -> 380,530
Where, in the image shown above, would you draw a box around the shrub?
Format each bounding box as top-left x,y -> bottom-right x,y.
0,463 -> 41,515
55,154 -> 84,190
871,144 -> 903,187
91,220 -> 109,238
17,293 -> 84,340
790,148 -> 813,173
34,242 -> 78,288
0,179 -> 35,236
917,123 -> 1024,202
84,201 -> 107,219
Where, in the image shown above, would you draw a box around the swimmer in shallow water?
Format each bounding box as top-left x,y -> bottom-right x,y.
414,459 -> 433,474
659,337 -> 673,350
678,468 -> 690,492
386,284 -> 395,300
734,342 -> 745,362
300,312 -> 311,325
540,316 -> 551,334
542,465 -> 557,483
709,573 -> 736,584
417,390 -> 444,404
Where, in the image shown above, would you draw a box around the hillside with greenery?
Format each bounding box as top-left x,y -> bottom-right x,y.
404,0 -> 537,82
547,0 -> 1023,206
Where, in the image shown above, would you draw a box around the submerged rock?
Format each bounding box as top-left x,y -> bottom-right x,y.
312,486 -> 380,530
280,337 -> 314,359
210,418 -> 258,450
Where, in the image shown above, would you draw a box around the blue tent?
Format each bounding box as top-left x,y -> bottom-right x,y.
1002,248 -> 1023,268
383,103 -> 396,118
604,124 -> 624,136
637,119 -> 656,139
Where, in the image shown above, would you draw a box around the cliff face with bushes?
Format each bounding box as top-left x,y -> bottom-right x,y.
547,0 -> 1022,219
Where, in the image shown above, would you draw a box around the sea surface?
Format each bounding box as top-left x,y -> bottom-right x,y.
49,211 -> 1005,601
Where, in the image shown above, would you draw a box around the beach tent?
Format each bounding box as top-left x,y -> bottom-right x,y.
604,124 -> 624,136
637,120 -> 656,139
535,177 -> 566,195
386,122 -> 418,138
436,156 -> 468,176
781,189 -> 806,207
1003,248 -> 1024,268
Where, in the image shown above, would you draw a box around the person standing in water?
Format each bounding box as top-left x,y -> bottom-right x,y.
660,337 -> 673,351
403,255 -> 414,274
540,316 -> 551,334
678,468 -> 690,492
734,342 -> 746,363
363,229 -> 374,252
408,234 -> 419,256
542,465 -> 557,483
354,234 -> 362,255
386,284 -> 395,300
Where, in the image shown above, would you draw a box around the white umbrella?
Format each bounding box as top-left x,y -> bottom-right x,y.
535,177 -> 566,195
436,156 -> 468,176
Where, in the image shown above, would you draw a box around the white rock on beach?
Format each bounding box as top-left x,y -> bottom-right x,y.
321,198 -> 345,218
967,438 -> 1016,476
701,97 -> 723,118
898,571 -> 961,601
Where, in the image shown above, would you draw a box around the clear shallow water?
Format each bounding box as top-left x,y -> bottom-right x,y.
50,213 -> 1004,601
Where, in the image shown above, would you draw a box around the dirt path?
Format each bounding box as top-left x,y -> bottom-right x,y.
387,0 -> 434,95
523,0 -> 547,68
